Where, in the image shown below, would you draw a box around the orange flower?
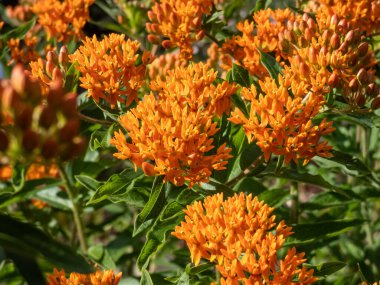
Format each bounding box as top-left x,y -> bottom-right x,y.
0,165 -> 12,181
147,52 -> 186,81
146,0 -> 214,60
46,268 -> 122,285
5,0 -> 34,24
229,74 -> 334,165
70,34 -> 153,108
111,63 -> 235,187
172,193 -> 317,284
7,31 -> 39,66
32,0 -> 94,43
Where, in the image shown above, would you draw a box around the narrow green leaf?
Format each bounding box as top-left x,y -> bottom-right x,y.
253,0 -> 267,12
188,263 -> 214,275
239,142 -> 262,171
0,17 -> 36,43
306,261 -> 346,277
231,64 -> 251,87
75,175 -> 102,192
258,188 -> 289,207
140,269 -> 154,285
133,177 -> 167,236
327,150 -> 370,174
258,50 -> 283,82
65,63 -> 80,93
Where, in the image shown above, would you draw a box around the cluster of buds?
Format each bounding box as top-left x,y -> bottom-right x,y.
5,0 -> 34,24
280,13 -> 380,111
30,46 -> 69,95
147,52 -> 186,81
0,65 -> 86,163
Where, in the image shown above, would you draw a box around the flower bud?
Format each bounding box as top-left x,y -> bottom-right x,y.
47,80 -> 65,108
59,46 -> 68,66
337,19 -> 348,34
61,92 -> 77,117
11,64 -> 27,95
357,42 -> 369,57
328,73 -> 339,88
147,11 -> 156,22
349,78 -> 359,92
46,60 -> 55,77
192,17 -> 201,27
366,83 -> 376,97
357,68 -> 367,84
355,93 -> 366,107
371,96 -> 380,109
15,105 -> 33,130
0,129 -> 9,151
62,137 -> 86,160
302,13 -> 309,22
41,138 -> 59,159
22,129 -> 39,152
39,106 -> 57,129
330,33 -> 340,49
46,51 -> 56,63
330,14 -> 338,28
344,30 -> 354,44
60,120 -> 80,142
162,40 -> 174,49
25,78 -> 42,103
2,85 -> 18,110
142,162 -> 157,176
284,30 -> 295,42
300,62 -> 310,77
338,41 -> 349,54
322,29 -> 331,43
307,18 -> 316,31
195,30 -> 204,40
52,67 -> 63,81
147,34 -> 160,45
304,28 -> 313,41
308,47 -> 317,64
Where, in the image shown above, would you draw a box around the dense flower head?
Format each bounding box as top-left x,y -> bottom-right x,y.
5,0 -> 34,24
146,0 -> 215,60
229,74 -> 334,165
32,0 -> 94,43
46,268 -> 122,285
172,193 -> 317,284
111,63 -> 234,187
30,46 -> 69,95
307,0 -> 380,36
147,52 -> 186,81
7,31 -> 39,66
0,65 -> 86,163
70,33 -> 153,108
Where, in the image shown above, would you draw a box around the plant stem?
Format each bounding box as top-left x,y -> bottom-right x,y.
226,155 -> 264,187
204,30 -> 220,45
78,112 -> 113,126
58,163 -> 88,253
290,181 -> 299,224
216,270 -> 221,284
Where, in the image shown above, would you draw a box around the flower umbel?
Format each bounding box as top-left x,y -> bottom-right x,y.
70,34 -> 153,108
172,193 -> 317,284
46,268 -> 122,285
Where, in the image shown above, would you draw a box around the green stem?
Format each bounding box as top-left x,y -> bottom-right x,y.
226,155 -> 264,187
58,163 -> 88,253
290,181 -> 299,224
78,112 -> 113,126
216,270 -> 221,284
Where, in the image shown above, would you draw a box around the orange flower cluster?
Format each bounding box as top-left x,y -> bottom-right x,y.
70,34 -> 153,108
172,193 -> 317,284
229,74 -> 334,165
5,0 -> 34,24
146,0 -> 214,60
32,0 -> 94,43
7,32 -> 39,66
30,46 -> 69,95
222,8 -> 298,77
0,65 -> 86,163
308,0 -> 380,36
111,63 -> 236,187
279,12 -> 380,111
147,52 -> 186,81
46,268 -> 122,285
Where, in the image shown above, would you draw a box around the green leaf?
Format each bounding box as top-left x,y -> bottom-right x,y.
291,219 -> 364,241
109,187 -> 150,208
188,263 -> 214,275
0,214 -> 92,273
307,261 -> 346,277
258,50 -> 283,82
140,269 -> 154,285
65,63 -> 80,93
11,163 -> 25,192
253,0 -> 267,12
327,150 -> 370,174
239,142 -> 262,171
231,64 -> 251,87
133,177 -> 167,236
87,168 -> 143,205
258,188 -> 289,207
0,17 -> 36,43
206,11 -> 224,24
75,175 -> 102,192
198,178 -> 235,197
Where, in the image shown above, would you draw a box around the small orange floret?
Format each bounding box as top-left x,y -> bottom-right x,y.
46,268 -> 122,285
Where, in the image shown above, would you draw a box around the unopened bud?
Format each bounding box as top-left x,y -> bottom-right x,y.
355,93 -> 366,107
162,40 -> 174,49
300,62 -> 310,77
322,29 -> 331,43
59,46 -> 68,66
304,28 -> 313,41
41,138 -> 59,159
0,129 -> 9,151
308,47 -> 317,64
61,92 -> 77,117
349,78 -> 359,92
62,137 -> 86,160
147,34 -> 160,45
338,41 -> 349,54
192,17 -> 201,27
328,73 -> 339,88
22,129 -> 39,152
337,19 -> 348,34
47,80 -> 64,109
357,68 -> 368,84
195,30 -> 204,40
371,96 -> 380,109
11,64 -> 27,95
39,106 -> 56,129
25,78 -> 42,102
46,51 -> 56,63
142,162 -> 157,176
331,33 -> 340,49
302,13 -> 309,22
60,120 -> 80,142
307,18 -> 316,30
357,42 -> 369,57
330,14 -> 338,28
46,60 -> 55,77
366,83 -> 376,97
284,30 -> 295,42
344,30 -> 355,44
298,36 -> 307,47
147,11 -> 156,22
52,67 -> 63,81
16,105 -> 33,130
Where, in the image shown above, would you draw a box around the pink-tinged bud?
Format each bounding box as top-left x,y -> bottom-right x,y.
25,78 -> 42,102
300,62 -> 310,77
41,138 -> 59,159
355,93 -> 366,107
192,17 -> 201,27
0,129 -> 9,151
357,68 -> 368,84
304,28 -> 313,41
147,34 -> 160,45
162,40 -> 174,49
61,92 -> 77,117
353,28 -> 361,43
15,105 -> 33,130
62,137 -> 86,160
366,83 -> 376,97
328,73 -> 339,88
46,60 -> 55,77
22,129 -> 39,152
320,46 -> 328,56
52,67 -> 63,81
337,19 -> 348,34
59,46 -> 68,66
2,85 -> 18,110
287,20 -> 294,30
349,78 -> 359,92
357,42 -> 369,57
299,20 -> 307,32
60,120 -> 80,142
338,41 -> 349,54
302,13 -> 309,22
46,51 -> 56,63
330,33 -> 340,49
308,47 -> 317,64
371,96 -> 380,109
11,64 -> 27,95
142,162 -> 157,176
147,11 -> 156,22
284,30 -> 295,42
344,30 -> 355,44
146,22 -> 152,32
307,18 -> 316,31
39,106 -> 56,129
322,29 -> 331,43
195,30 -> 204,40
47,80 -> 65,109
330,14 -> 338,28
